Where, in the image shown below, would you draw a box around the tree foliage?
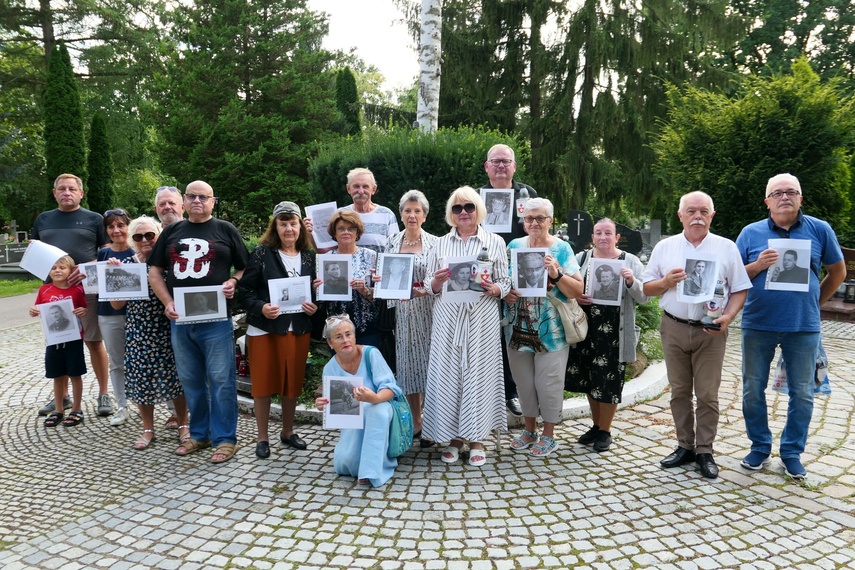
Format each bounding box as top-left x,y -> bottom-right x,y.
43,43 -> 86,194
86,112 -> 114,216
653,59 -> 854,243
335,67 -> 361,136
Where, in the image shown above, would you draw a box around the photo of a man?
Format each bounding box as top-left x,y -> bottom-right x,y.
771,249 -> 810,284
517,251 -> 545,289
593,264 -> 619,301
48,305 -> 73,332
684,260 -> 709,296
382,256 -> 411,291
485,193 -> 510,225
186,292 -> 219,316
323,261 -> 348,295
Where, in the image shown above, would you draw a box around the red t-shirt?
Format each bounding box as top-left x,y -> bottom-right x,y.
36,283 -> 87,335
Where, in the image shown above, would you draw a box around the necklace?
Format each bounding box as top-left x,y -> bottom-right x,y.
403,234 -> 421,246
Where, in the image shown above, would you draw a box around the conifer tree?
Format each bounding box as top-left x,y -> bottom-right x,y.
43,44 -> 86,193
336,67 -> 361,136
86,113 -> 115,215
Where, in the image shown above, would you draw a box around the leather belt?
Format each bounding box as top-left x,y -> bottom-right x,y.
664,311 -> 704,327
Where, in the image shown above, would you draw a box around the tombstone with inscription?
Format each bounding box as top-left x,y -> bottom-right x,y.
565,210 -> 594,253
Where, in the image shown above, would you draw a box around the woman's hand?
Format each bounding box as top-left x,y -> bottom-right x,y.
304,218 -> 314,233
312,278 -> 323,291
620,267 -> 634,287
315,397 -> 328,411
431,268 -> 450,293
481,278 -> 501,298
545,254 -> 561,281
351,278 -> 372,298
72,307 -> 86,318
577,293 -> 594,306
302,301 -> 318,315
353,385 -> 378,404
106,257 -> 122,266
370,268 -> 381,283
262,303 -> 279,320
504,289 -> 520,303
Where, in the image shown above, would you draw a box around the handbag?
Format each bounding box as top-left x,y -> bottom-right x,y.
547,286 -> 588,344
364,347 -> 412,457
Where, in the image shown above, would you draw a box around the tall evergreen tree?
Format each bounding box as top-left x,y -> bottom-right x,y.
86,112 -> 115,215
335,67 -> 361,136
43,44 -> 86,192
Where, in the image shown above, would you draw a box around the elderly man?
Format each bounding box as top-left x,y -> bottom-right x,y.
736,173 -> 845,479
517,252 -> 545,289
148,180 -> 249,464
482,144 -> 538,417
154,185 -> 185,227
31,173 -> 112,417
643,191 -> 751,479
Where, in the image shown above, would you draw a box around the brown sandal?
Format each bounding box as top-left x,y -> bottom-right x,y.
178,425 -> 191,444
164,415 -> 179,429
175,438 -> 211,456
211,443 -> 236,464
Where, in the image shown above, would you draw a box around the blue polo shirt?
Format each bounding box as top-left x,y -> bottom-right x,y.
736,212 -> 843,332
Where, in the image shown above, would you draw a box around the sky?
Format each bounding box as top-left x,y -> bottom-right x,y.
306,0 -> 420,91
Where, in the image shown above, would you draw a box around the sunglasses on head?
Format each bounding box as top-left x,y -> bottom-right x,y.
451,203 -> 476,215
132,232 -> 156,242
104,208 -> 128,218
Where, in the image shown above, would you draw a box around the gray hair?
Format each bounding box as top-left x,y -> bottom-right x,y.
678,191 -> 715,214
766,173 -> 802,197
487,144 -> 515,161
346,167 -> 376,186
523,197 -> 554,218
398,190 -> 429,215
322,314 -> 356,340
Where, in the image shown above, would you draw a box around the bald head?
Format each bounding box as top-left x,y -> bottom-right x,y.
184,180 -> 215,222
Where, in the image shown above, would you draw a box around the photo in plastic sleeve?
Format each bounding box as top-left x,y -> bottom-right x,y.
96,262 -> 148,301
174,285 -> 228,324
587,257 -> 624,306
511,248 -> 548,298
323,375 -> 364,429
765,238 -> 811,293
78,261 -> 107,295
677,256 -> 717,304
305,202 -> 337,250
375,253 -> 415,300
480,188 -> 514,234
267,275 -> 311,314
39,298 -> 82,346
441,255 -> 481,303
317,254 -> 353,301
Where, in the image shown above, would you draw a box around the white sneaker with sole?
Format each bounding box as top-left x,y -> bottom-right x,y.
110,406 -> 130,426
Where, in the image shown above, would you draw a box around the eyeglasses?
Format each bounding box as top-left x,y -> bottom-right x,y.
766,189 -> 801,200
487,158 -> 513,166
336,226 -> 357,233
185,194 -> 214,202
523,216 -> 550,224
451,203 -> 477,215
132,232 -> 157,242
104,209 -> 127,218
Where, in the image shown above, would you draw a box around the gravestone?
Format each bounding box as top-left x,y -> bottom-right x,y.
564,210 -> 643,255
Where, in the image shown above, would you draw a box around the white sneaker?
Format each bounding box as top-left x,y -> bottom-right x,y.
110,407 -> 130,426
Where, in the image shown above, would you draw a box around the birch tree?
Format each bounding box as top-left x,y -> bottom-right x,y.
416,0 -> 441,132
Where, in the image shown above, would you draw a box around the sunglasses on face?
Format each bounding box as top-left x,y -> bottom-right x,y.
132,232 -> 157,242
185,194 -> 214,202
451,203 -> 476,215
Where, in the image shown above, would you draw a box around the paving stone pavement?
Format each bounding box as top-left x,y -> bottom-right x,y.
0,315 -> 853,569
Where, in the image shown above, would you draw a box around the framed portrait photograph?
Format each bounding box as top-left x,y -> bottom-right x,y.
174,285 -> 228,324
765,238 -> 811,293
480,188 -> 514,234
39,299 -> 82,346
677,256 -> 717,303
375,253 -> 415,300
317,254 -> 352,301
267,276 -> 311,314
322,375 -> 364,430
588,258 -> 625,306
442,255 -> 481,303
512,248 -> 548,297
305,201 -> 338,250
78,261 -> 107,295
96,263 -> 148,301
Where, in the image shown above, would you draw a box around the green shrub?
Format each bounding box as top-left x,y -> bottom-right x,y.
309,125 -> 528,236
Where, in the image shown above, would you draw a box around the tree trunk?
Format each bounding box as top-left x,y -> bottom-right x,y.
416,0 -> 441,132
39,0 -> 55,66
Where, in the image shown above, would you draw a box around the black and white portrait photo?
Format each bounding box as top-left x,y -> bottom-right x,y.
174,285 -> 228,323
323,375 -> 364,429
267,276 -> 311,314
305,201 -> 337,250
677,256 -> 717,303
318,254 -> 352,301
39,299 -> 82,346
186,292 -> 219,316
442,256 -> 481,303
447,263 -> 472,292
78,261 -> 103,294
512,249 -> 548,297
375,254 -> 415,299
480,188 -> 514,234
588,258 -> 624,306
766,238 -> 811,292
96,262 -> 149,301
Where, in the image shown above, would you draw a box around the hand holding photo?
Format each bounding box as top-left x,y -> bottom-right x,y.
317,254 -> 353,301
174,286 -> 228,324
39,299 -> 82,346
765,238 -> 811,292
480,188 -> 514,234
322,375 -> 365,429
587,258 -> 625,306
375,253 -> 415,300
267,276 -> 311,314
511,248 -> 548,297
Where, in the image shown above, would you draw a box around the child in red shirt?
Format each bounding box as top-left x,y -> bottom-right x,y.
30,255 -> 88,427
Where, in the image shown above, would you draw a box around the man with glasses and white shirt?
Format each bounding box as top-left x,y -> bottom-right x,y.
481,144 -> 538,417
736,173 -> 845,479
148,181 -> 249,464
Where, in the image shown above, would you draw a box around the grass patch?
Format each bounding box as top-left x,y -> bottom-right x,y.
0,279 -> 41,298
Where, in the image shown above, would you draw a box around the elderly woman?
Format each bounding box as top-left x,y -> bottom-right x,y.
314,314 -> 402,487
422,186 -> 511,467
110,215 -> 188,449
97,208 -> 136,426
237,201 -> 319,459
323,210 -> 381,347
569,218 -> 649,452
383,190 -> 437,445
505,198 -> 583,457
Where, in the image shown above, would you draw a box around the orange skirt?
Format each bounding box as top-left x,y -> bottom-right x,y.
247,332 -> 310,399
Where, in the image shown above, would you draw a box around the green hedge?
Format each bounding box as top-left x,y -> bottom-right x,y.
309,126 -> 528,236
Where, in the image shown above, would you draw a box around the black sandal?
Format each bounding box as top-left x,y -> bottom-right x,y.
62,411 -> 84,427
44,412 -> 63,427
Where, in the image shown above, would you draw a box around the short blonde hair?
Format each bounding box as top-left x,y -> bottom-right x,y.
127,215 -> 162,253
444,186 -> 487,227
53,174 -> 83,191
53,255 -> 76,271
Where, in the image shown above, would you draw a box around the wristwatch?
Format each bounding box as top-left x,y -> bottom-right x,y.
549,268 -> 564,284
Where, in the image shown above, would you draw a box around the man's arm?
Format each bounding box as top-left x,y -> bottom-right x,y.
744,248 -> 779,279
149,266 -> 178,320
819,260 -> 847,304
711,289 -> 747,332
643,268 -> 686,297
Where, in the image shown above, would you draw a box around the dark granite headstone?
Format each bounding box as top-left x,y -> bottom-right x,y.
565,210 -> 594,253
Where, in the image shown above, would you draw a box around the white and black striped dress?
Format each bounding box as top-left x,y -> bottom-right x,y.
422,226 -> 511,443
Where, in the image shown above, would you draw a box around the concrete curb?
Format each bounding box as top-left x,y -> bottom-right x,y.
237,358 -> 670,427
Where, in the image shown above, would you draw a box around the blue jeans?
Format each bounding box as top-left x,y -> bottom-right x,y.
171,319 -> 238,447
741,329 -> 819,459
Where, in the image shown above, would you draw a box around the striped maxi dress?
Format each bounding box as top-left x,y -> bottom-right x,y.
422,226 -> 511,444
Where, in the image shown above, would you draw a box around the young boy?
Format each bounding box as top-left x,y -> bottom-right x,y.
30,255 -> 88,427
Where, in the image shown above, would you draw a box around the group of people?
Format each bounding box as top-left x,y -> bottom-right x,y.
29,153 -> 845,486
